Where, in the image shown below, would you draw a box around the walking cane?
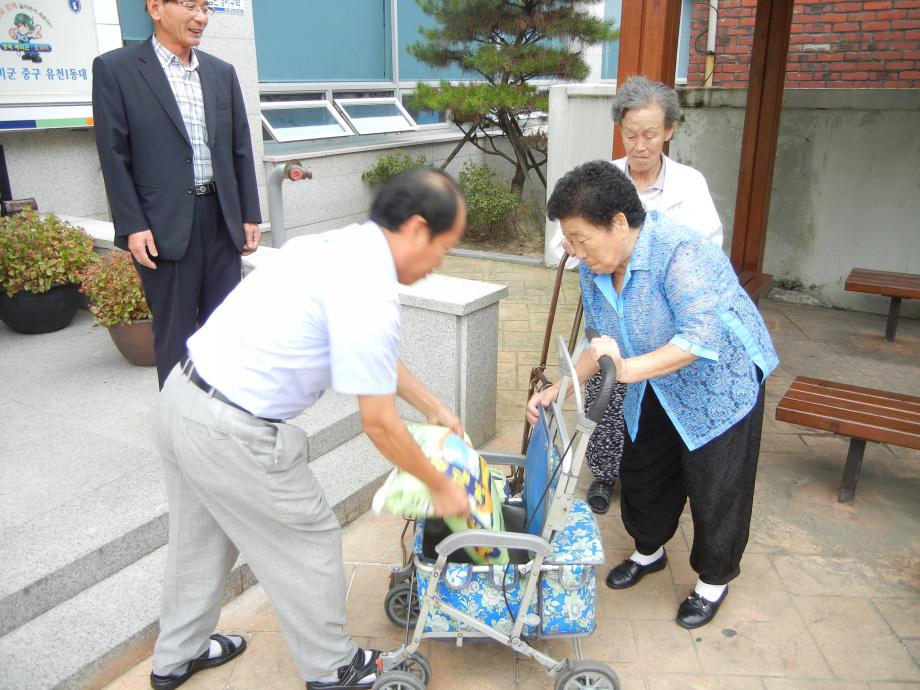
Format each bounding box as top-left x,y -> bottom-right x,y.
513,260 -> 584,493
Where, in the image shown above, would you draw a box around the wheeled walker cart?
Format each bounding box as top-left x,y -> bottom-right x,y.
374,331 -> 620,690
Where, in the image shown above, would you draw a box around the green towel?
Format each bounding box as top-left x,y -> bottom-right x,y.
372,422 -> 509,564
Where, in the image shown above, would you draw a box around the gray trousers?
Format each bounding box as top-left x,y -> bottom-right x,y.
151,366 -> 356,681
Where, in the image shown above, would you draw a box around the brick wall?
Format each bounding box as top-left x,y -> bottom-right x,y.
686,0 -> 920,88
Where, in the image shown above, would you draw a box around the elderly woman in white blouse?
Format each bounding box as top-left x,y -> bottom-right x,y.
551,75 -> 723,515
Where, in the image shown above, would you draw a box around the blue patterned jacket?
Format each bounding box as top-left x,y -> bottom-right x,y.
580,210 -> 779,451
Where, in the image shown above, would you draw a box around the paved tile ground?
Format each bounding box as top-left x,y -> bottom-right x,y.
103,256 -> 920,690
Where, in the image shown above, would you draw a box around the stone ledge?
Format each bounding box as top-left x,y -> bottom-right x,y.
57,214 -> 115,249
398,273 -> 507,317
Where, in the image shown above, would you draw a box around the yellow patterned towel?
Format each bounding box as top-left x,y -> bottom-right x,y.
372,422 -> 508,564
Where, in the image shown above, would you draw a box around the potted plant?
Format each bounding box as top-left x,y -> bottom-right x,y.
79,249 -> 155,366
0,209 -> 97,334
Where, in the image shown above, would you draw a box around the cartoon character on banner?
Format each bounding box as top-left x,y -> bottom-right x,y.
9,13 -> 43,63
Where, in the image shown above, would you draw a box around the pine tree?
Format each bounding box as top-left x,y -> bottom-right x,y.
409,0 -> 617,197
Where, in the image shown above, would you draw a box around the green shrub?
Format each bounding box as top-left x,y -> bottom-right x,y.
79,249 -> 151,327
362,150 -> 428,185
458,161 -> 518,238
0,209 -> 97,297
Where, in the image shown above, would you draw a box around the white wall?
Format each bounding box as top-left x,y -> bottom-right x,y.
267,139 -> 496,240
671,87 -> 920,318
543,83 -> 616,265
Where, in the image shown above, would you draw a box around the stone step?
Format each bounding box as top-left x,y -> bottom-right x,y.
0,432 -> 393,690
0,390 -> 362,639
288,389 -> 362,461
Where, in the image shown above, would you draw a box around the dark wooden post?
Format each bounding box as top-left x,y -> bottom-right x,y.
612,0 -> 683,159
730,0 -> 795,299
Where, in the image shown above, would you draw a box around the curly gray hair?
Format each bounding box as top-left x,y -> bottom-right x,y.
611,75 -> 682,129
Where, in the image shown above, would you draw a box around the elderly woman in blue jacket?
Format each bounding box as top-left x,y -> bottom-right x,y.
527,160 -> 778,629
552,75 -> 724,515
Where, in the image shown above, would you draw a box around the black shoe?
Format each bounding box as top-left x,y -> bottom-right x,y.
587,480 -> 614,514
676,588 -> 728,629
150,634 -> 247,690
307,649 -> 380,690
605,551 -> 667,589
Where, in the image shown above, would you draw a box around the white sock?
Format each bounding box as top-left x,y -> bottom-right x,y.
207,635 -> 243,659
629,547 -> 664,566
356,648 -> 375,683
314,649 -> 375,684
694,579 -> 727,602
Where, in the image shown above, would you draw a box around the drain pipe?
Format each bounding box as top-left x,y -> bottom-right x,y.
266,160 -> 312,248
704,0 -> 718,87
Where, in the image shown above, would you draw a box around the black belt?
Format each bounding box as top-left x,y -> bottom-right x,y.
180,356 -> 284,423
194,181 -> 217,196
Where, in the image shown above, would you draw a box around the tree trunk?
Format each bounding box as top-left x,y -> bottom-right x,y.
438,122 -> 479,173
500,110 -> 532,200
510,117 -> 547,188
510,164 -> 526,198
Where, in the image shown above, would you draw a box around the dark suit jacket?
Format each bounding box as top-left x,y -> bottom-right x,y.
92,39 -> 262,261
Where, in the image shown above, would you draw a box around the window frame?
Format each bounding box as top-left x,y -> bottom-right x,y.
333,96 -> 419,135
259,99 -> 354,143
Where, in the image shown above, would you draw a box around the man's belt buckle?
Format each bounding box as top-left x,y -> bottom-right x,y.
194,182 -> 216,196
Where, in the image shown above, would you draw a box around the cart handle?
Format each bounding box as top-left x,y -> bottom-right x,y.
585,327 -> 618,424
434,530 -> 551,559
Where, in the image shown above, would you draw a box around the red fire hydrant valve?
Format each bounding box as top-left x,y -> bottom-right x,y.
284,162 -> 312,182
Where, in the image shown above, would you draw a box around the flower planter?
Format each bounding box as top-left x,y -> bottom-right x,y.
108,319 -> 156,366
0,283 -> 81,334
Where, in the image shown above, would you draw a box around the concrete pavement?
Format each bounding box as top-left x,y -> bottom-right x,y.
91,254 -> 920,689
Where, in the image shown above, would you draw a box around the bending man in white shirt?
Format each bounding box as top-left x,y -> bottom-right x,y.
149,170 -> 469,690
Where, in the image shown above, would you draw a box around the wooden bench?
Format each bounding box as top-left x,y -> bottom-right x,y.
775,377 -> 920,503
845,268 -> 920,342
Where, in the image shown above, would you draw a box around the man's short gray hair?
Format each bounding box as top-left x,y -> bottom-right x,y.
611,75 -> 682,128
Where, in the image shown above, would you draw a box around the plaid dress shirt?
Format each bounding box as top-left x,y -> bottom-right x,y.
152,36 -> 213,185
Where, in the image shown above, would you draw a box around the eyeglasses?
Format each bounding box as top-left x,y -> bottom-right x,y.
168,0 -> 214,15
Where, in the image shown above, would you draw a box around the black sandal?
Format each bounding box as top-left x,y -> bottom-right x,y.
150,633 -> 247,690
587,480 -> 614,514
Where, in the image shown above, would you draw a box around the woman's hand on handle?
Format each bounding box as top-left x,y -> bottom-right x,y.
526,384 -> 559,427
590,336 -> 626,382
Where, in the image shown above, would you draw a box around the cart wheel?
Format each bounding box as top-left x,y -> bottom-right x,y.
384,583 -> 419,627
554,661 -> 620,690
372,670 -> 426,690
397,652 -> 431,685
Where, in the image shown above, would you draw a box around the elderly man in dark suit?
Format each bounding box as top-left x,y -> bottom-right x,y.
92,0 -> 262,391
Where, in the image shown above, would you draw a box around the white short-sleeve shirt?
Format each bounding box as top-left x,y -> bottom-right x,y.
187,221 -> 400,419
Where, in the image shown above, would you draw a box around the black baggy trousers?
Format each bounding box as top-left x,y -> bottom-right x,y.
620,380 -> 765,585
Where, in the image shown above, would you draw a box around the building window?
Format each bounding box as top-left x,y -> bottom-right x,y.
601,0 -> 621,80
116,0 -> 152,44
253,0 -> 390,83
260,93 -> 326,103
260,101 -> 353,143
601,0 -> 693,82
400,92 -> 449,127
334,97 -> 417,135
